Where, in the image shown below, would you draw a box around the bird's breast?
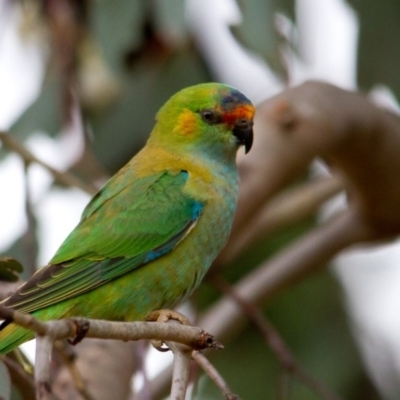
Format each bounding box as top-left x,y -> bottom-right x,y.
175,163 -> 238,287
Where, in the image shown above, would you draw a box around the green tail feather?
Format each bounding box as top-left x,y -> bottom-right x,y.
0,323 -> 35,354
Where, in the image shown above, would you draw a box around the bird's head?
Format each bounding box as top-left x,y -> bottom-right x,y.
150,83 -> 255,162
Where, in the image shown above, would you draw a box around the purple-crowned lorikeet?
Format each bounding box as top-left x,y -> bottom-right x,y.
0,82 -> 255,353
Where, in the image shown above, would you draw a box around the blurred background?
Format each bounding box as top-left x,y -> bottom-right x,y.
1,0 -> 400,399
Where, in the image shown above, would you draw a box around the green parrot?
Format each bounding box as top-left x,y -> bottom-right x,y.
0,82 -> 255,354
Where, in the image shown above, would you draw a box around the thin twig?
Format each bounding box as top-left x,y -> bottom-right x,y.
0,132 -> 98,195
35,335 -> 56,400
210,274 -> 342,400
192,351 -> 241,400
1,355 -> 35,400
53,341 -> 94,400
168,340 -> 192,400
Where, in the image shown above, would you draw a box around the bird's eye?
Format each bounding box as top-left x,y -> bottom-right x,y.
200,109 -> 219,125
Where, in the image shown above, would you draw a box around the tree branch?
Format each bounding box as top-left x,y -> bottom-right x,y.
0,306 -> 223,398
1,355 -> 35,400
0,308 -> 221,350
168,340 -> 192,400
201,209 -> 378,344
229,81 -> 400,257
52,341 -> 94,400
217,174 -> 344,265
0,132 -> 98,195
210,274 -> 342,400
53,339 -> 136,400
192,351 -> 240,400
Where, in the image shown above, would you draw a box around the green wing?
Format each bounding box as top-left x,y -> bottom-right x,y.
4,170 -> 204,313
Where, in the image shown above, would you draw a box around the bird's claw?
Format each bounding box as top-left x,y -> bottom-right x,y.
146,309 -> 191,325
68,318 -> 90,345
146,309 -> 191,351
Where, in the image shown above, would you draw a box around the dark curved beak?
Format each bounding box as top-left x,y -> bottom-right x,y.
232,119 -> 254,154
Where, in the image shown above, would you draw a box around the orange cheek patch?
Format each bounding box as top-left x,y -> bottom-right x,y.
221,104 -> 255,126
174,109 -> 198,135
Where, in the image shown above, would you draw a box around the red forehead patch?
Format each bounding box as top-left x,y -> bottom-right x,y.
220,104 -> 255,126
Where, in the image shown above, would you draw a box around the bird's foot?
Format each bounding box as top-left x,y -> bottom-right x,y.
68,318 -> 90,345
147,308 -> 190,325
146,309 -> 190,351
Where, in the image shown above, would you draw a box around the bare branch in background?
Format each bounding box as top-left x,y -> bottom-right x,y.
0,132 -> 98,195
232,81 -> 400,244
52,341 -> 94,400
192,351 -> 241,400
217,174 -> 344,265
53,339 -> 135,400
210,274 -> 342,400
1,355 -> 35,400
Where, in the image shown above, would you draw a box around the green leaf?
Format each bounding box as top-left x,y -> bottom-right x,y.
0,258 -> 23,283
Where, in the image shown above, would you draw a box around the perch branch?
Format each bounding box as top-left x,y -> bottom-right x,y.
0,307 -> 221,350
0,306 -> 223,398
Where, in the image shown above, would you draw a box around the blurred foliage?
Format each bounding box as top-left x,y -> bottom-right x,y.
90,49 -> 210,172
0,258 -> 23,283
236,0 -> 296,76
2,0 -> 399,399
8,79 -> 63,143
348,0 -> 400,98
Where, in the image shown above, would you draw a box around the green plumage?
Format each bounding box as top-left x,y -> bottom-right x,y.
0,83 -> 255,353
